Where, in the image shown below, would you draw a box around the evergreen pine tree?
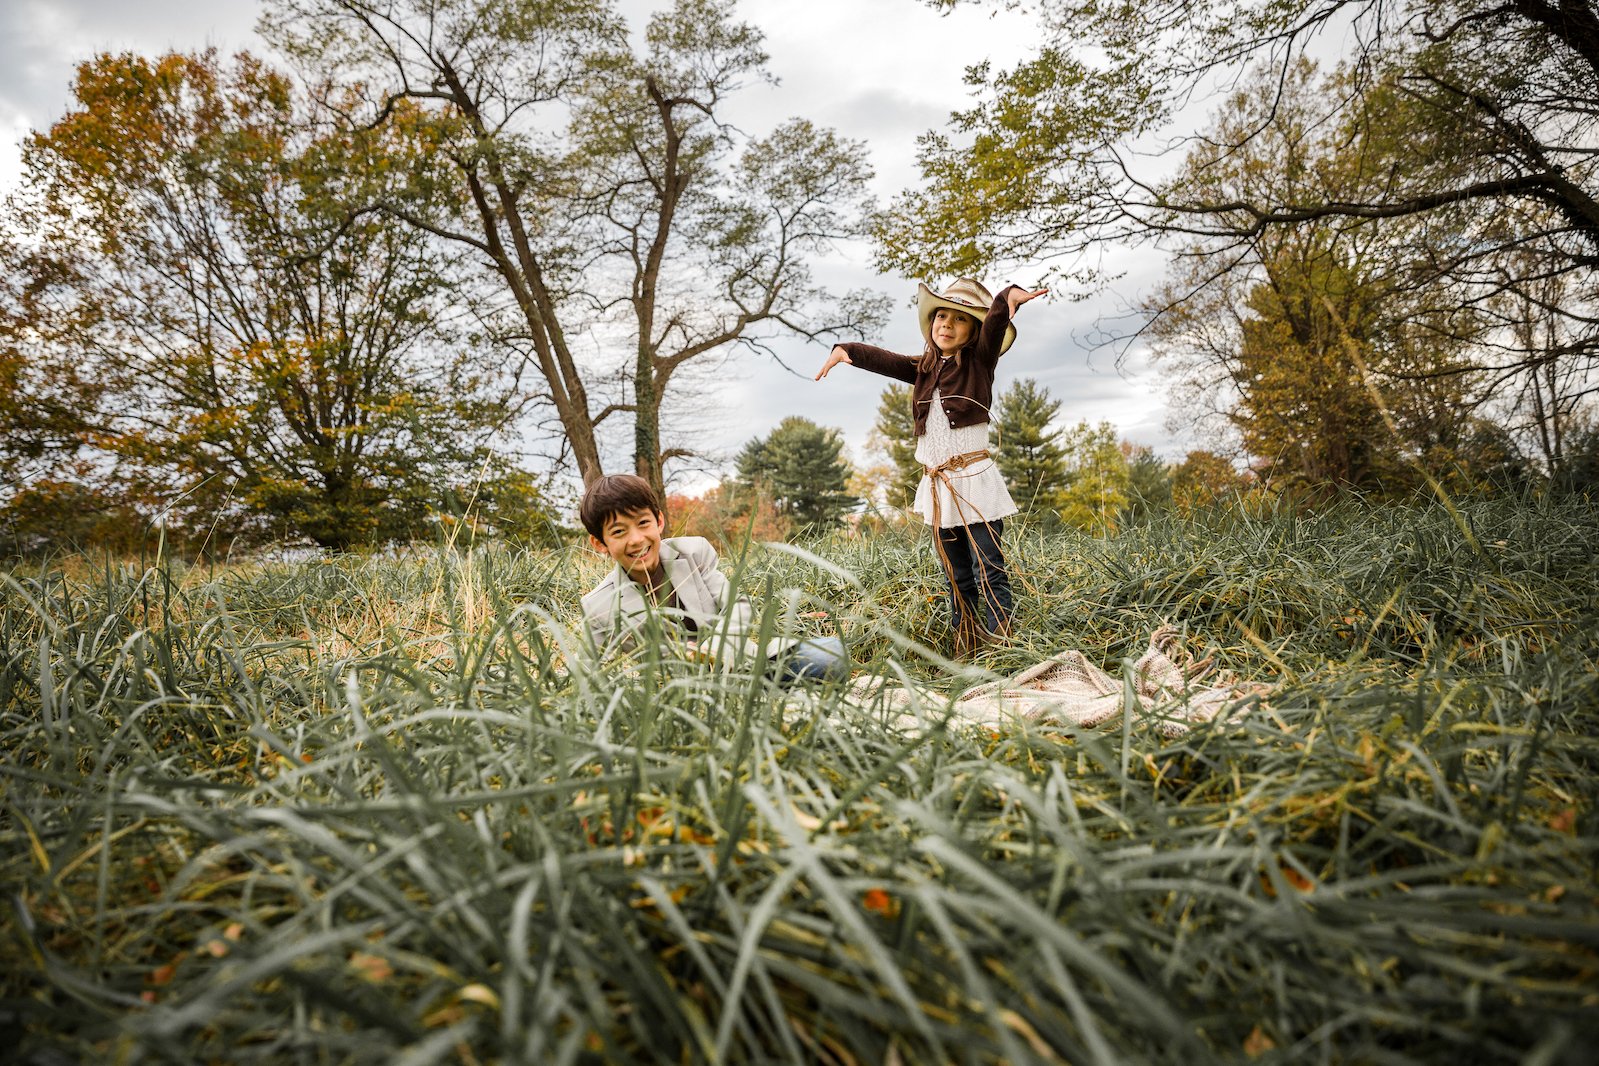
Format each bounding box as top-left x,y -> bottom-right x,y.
1122,444 -> 1173,524
868,384 -> 922,509
735,416 -> 859,529
993,378 -> 1069,513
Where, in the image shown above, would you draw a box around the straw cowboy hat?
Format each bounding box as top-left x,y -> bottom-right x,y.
917,277 -> 1016,355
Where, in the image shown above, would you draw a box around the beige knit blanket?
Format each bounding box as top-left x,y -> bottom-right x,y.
850,626 -> 1264,737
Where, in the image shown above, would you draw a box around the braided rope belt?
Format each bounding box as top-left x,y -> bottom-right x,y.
923,449 -> 991,532
923,448 -> 999,651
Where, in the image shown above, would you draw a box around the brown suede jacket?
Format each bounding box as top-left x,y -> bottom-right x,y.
839,285 -> 1020,436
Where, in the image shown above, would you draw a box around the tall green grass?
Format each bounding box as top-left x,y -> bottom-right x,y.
3,497 -> 1596,1063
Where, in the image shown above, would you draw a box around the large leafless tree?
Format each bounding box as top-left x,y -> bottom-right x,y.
267,0 -> 885,492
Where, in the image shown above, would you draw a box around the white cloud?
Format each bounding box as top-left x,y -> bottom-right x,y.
0,0 -> 267,192
0,113 -> 27,193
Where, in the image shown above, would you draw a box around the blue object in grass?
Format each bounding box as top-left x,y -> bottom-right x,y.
773,635 -> 850,685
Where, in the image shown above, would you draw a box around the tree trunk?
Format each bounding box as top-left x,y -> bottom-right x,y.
438,57 -> 606,488
630,75 -> 688,499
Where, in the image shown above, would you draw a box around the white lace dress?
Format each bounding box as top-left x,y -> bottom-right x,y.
912,386 -> 1018,528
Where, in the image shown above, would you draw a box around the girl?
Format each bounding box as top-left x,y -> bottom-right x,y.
815,278 -> 1048,657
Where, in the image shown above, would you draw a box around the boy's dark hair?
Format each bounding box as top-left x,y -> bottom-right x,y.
579,474 -> 664,538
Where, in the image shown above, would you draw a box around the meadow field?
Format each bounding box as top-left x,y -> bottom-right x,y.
2,497 -> 1596,1064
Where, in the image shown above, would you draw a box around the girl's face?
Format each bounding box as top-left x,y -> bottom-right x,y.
931,308 -> 977,354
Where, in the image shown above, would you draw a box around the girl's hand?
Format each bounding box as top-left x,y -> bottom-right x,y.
1007,287 -> 1049,316
814,345 -> 853,380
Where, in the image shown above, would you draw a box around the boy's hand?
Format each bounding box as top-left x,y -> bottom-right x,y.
814,345 -> 853,380
1007,287 -> 1049,316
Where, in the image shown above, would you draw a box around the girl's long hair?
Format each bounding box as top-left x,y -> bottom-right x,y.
916,310 -> 981,374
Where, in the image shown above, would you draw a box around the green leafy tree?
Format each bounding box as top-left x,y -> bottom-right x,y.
992,378 -> 1068,513
1058,421 -> 1129,533
0,477 -> 152,558
1144,61 -> 1491,496
1171,450 -> 1248,515
891,4 -> 1595,483
890,2 -> 1596,318
267,0 -> 886,495
5,51 -> 508,550
1121,444 -> 1172,523
1553,425 -> 1599,497
450,462 -> 567,549
1232,247 -> 1401,494
735,416 -> 858,531
1451,419 -> 1536,495
866,384 -> 921,509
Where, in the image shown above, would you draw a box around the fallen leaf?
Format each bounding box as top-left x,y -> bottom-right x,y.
424,1003 -> 465,1028
1243,1024 -> 1275,1057
456,983 -> 500,1008
862,888 -> 898,918
1000,1010 -> 1063,1063
1355,733 -> 1378,775
791,805 -> 846,833
1281,865 -> 1315,893
350,951 -> 393,982
630,884 -> 691,910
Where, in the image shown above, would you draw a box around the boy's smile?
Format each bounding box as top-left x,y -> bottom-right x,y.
592,507 -> 666,582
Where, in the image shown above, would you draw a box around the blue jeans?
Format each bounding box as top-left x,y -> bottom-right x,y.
937,520 -> 1012,634
773,635 -> 850,685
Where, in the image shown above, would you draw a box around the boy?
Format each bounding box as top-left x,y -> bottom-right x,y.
577,474 -> 848,683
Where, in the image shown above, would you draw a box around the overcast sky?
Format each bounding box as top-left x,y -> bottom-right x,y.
0,0 -> 1188,493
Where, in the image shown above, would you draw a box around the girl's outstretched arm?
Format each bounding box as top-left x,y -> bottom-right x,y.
814,345 -> 854,380
976,285 -> 1049,365
823,342 -> 919,383
1007,287 -> 1049,316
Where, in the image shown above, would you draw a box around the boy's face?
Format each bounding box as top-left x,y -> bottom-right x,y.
590,507 -> 666,581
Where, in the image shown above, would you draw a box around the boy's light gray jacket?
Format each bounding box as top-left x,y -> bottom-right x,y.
580,536 -> 753,657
